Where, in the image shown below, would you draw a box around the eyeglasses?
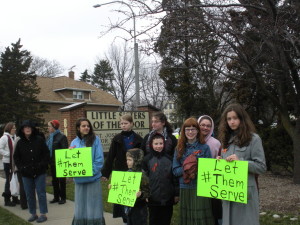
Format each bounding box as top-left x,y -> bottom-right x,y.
185,128 -> 198,133
200,124 -> 212,128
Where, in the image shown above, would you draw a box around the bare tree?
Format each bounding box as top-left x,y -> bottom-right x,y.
106,42 -> 135,110
140,62 -> 168,110
102,0 -> 300,183
30,56 -> 64,77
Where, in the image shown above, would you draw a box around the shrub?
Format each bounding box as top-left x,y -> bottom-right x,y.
258,125 -> 293,175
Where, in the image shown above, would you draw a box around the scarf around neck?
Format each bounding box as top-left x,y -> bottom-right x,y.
47,129 -> 61,157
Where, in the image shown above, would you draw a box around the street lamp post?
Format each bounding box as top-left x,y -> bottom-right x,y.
93,1 -> 140,107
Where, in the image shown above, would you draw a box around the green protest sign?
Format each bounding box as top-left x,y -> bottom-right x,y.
197,158 -> 248,204
55,147 -> 93,177
108,171 -> 142,207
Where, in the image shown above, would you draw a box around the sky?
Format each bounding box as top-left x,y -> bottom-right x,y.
0,0 -> 148,79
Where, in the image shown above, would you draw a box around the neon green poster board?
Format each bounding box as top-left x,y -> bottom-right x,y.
197,158 -> 248,204
55,147 -> 93,177
108,171 -> 142,207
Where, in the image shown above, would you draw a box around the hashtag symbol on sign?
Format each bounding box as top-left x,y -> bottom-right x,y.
57,159 -> 62,167
201,171 -> 211,183
112,182 -> 118,191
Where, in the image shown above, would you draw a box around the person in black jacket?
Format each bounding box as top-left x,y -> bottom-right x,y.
101,114 -> 143,224
141,112 -> 177,158
14,120 -> 50,223
46,120 -> 68,204
142,133 -> 179,225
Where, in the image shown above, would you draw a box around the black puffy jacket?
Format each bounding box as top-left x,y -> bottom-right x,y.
14,135 -> 50,178
142,135 -> 179,206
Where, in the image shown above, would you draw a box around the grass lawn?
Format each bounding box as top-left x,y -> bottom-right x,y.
0,207 -> 31,225
1,179 -> 298,225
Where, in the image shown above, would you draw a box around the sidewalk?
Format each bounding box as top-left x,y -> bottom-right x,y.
0,177 -> 122,225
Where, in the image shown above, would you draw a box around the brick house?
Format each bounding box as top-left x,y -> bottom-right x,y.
35,71 -> 122,125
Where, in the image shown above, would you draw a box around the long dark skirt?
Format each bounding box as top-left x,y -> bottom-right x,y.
180,188 -> 214,225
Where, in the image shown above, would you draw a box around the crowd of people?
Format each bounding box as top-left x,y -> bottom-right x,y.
0,103 -> 266,225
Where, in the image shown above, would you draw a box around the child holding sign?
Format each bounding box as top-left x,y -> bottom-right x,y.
125,148 -> 149,225
102,114 -> 143,224
70,118 -> 105,225
173,118 -> 214,225
218,103 -> 266,225
142,133 -> 179,225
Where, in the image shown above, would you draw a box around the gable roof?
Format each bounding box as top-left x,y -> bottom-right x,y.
36,76 -> 122,106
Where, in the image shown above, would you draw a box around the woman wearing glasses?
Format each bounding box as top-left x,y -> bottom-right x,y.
197,116 -> 221,160
198,115 -> 222,225
172,117 -> 214,225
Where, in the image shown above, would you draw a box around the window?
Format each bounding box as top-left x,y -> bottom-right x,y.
73,91 -> 83,99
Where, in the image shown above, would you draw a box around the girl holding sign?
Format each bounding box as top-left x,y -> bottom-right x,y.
218,103 -> 266,225
71,118 -> 105,225
101,114 -> 143,224
173,118 -> 214,225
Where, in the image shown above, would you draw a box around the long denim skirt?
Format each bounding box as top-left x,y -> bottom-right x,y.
72,180 -> 106,225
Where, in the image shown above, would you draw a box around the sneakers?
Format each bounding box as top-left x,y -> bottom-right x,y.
28,214 -> 38,222
36,215 -> 47,223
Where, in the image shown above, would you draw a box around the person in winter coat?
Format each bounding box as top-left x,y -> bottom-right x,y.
142,133 -> 179,225
0,122 -> 17,207
141,112 -> 177,157
70,118 -> 105,225
102,114 -> 143,224
14,120 -> 50,223
218,103 -> 266,225
173,117 -> 214,225
198,115 -> 222,224
125,148 -> 149,225
46,120 -> 68,204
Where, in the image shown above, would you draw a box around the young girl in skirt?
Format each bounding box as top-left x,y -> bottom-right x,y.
71,118 -> 105,225
172,117 -> 214,225
102,114 -> 143,224
218,103 -> 266,225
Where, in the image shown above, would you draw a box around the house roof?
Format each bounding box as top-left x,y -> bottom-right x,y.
36,76 -> 122,106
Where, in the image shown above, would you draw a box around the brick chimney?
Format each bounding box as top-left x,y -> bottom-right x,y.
69,71 -> 75,79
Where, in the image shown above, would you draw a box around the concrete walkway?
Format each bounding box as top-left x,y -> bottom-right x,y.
0,177 -> 122,225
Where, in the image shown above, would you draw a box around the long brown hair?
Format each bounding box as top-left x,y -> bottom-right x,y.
218,103 -> 256,148
4,122 -> 15,134
176,117 -> 205,160
75,118 -> 96,147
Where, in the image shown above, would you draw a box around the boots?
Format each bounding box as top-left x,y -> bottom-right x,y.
12,196 -> 20,204
2,192 -> 16,207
